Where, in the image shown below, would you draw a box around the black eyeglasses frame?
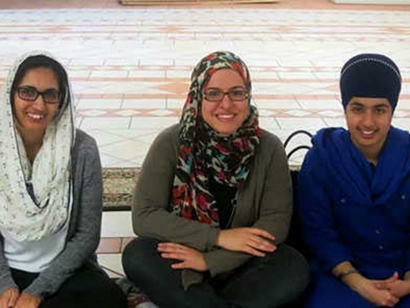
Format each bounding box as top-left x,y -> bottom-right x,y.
15,86 -> 61,105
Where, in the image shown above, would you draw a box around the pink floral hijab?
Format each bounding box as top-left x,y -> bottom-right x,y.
170,51 -> 261,226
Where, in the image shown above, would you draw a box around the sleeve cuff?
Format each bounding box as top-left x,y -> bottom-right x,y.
0,280 -> 18,296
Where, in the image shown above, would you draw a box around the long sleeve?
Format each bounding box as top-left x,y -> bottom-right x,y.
204,132 -> 292,277
133,126 -> 292,286
0,236 -> 18,294
24,131 -> 103,298
404,184 -> 410,273
298,148 -> 353,272
132,125 -> 220,252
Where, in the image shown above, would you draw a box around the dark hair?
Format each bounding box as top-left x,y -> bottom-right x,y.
11,55 -> 69,111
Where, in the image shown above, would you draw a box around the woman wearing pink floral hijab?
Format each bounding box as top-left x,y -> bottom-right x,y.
123,51 -> 309,308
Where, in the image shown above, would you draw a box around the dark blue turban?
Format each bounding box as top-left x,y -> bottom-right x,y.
340,53 -> 401,110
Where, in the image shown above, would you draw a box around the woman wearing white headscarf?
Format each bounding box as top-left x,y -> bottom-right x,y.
0,51 -> 126,308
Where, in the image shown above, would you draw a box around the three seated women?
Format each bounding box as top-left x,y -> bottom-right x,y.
2,49 -> 407,308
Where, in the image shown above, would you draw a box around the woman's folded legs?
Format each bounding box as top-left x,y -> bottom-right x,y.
214,243 -> 309,308
123,237 -> 309,308
123,237 -> 227,308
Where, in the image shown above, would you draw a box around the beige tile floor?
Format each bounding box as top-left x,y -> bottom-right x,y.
1,0 -> 409,277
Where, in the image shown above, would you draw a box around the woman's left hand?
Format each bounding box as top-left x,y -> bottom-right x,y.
158,242 -> 208,272
14,292 -> 41,308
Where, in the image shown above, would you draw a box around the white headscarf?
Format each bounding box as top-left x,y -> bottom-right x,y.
0,51 -> 76,241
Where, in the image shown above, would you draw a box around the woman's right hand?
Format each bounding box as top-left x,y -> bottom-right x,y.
344,274 -> 399,307
0,288 -> 19,308
216,227 -> 276,257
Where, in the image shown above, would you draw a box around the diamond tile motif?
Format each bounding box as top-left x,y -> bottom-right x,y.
318,110 -> 344,117
258,109 -> 276,117
147,109 -> 176,116
78,109 -> 107,117
284,110 -> 312,117
156,82 -> 189,95
115,109 -> 141,117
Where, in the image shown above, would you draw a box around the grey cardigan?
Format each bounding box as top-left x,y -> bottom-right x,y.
0,129 -> 103,298
132,124 -> 292,288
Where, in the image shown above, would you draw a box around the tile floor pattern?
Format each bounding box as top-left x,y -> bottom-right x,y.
1,1 -> 410,279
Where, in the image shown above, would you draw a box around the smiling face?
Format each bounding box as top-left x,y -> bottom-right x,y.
201,69 -> 249,136
13,67 -> 60,139
345,96 -> 393,161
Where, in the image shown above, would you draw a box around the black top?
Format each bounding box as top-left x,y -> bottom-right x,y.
209,177 -> 237,229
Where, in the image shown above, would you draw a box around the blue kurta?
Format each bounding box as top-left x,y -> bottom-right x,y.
299,127 -> 410,307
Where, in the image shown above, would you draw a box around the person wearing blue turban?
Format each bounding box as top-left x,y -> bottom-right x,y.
299,53 -> 410,307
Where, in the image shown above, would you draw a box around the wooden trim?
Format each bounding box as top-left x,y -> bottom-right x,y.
120,0 -> 279,5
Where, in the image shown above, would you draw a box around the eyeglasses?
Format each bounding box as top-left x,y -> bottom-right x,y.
15,86 -> 60,104
203,87 -> 249,102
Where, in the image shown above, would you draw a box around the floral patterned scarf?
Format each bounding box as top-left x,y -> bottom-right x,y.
170,51 -> 261,226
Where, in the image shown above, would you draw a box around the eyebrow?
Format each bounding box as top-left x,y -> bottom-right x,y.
349,102 -> 389,108
19,85 -> 59,91
374,104 -> 389,108
206,86 -> 246,90
348,102 -> 365,109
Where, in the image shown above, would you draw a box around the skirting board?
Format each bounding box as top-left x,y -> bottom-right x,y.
121,0 -> 279,5
331,0 -> 410,4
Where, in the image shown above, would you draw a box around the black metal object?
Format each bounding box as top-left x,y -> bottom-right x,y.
284,130 -> 312,259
